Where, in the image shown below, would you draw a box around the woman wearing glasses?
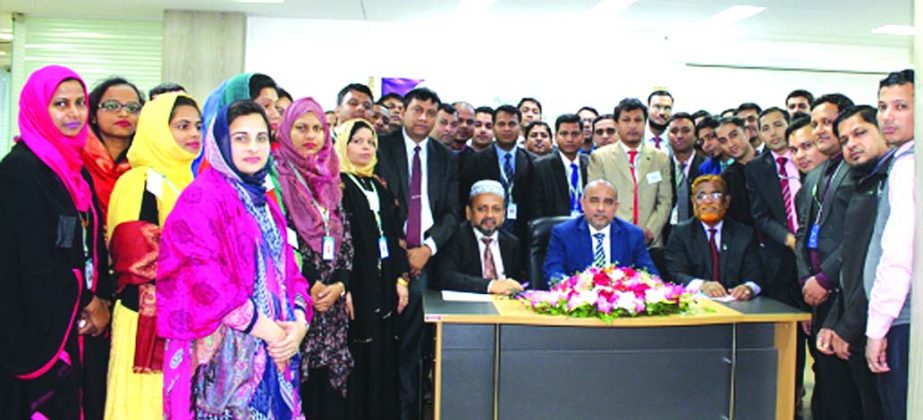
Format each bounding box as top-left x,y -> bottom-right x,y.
82,77 -> 145,222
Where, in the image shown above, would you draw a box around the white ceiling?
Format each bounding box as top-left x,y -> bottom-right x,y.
0,0 -> 914,47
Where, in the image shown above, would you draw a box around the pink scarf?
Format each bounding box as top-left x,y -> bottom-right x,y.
272,97 -> 343,253
16,65 -> 91,211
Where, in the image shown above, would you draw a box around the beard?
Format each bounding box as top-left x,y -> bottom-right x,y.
698,210 -> 725,225
649,120 -> 668,133
474,218 -> 499,236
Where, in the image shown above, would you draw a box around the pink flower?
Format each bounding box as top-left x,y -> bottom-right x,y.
596,295 -> 614,314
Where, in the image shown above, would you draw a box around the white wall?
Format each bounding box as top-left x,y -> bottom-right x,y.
246,16 -> 912,120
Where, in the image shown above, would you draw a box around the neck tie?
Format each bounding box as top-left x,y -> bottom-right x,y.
776,156 -> 797,233
708,228 -> 720,282
628,150 -> 639,225
593,232 -> 606,268
482,237 -> 497,279
407,145 -> 422,248
502,152 -> 514,191
653,136 -> 662,150
570,162 -> 581,212
677,161 -> 689,221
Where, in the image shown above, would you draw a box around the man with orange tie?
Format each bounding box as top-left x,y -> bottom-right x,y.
588,98 -> 672,247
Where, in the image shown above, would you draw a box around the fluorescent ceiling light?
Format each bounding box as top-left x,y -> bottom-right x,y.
872,25 -> 914,36
0,33 -> 12,41
591,0 -> 638,15
458,0 -> 496,14
0,51 -> 8,56
704,5 -> 766,25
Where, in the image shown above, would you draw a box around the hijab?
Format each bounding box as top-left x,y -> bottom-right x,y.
204,104 -> 271,206
335,118 -> 378,177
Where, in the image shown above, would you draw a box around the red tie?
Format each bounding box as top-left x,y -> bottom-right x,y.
709,228 -> 720,282
628,150 -> 639,225
482,237 -> 497,279
653,136 -> 662,150
776,157 -> 796,233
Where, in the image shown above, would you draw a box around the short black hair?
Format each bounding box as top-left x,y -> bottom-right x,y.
718,116 -> 745,131
402,87 -> 441,109
647,90 -> 673,105
248,73 -> 277,100
695,116 -> 720,139
337,83 -> 374,106
668,112 -> 694,127
378,92 -> 403,105
719,108 -> 737,118
736,102 -> 762,115
493,105 -> 521,123
879,69 -> 914,89
88,76 -> 146,139
517,97 -> 542,113
613,98 -> 648,121
577,106 -> 599,116
791,111 -> 811,121
226,100 -> 270,134
554,113 -> 582,132
759,106 -> 790,123
786,89 -> 814,105
169,95 -> 201,122
691,110 -> 711,121
592,114 -> 616,131
474,106 -> 494,116
812,93 -> 854,112
785,115 -> 813,140
438,103 -> 457,115
833,105 -> 878,139
524,121 -> 552,138
277,87 -> 293,102
149,82 -> 185,99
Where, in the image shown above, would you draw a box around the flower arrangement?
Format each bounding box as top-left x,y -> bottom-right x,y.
519,264 -> 694,322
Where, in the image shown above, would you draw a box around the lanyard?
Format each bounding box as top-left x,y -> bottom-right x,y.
79,211 -> 94,290
811,159 -> 844,224
347,174 -> 384,237
288,162 -> 331,235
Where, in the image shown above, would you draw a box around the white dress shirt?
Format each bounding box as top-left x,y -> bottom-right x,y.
588,223 -> 612,264
473,226 -> 506,281
686,220 -> 762,296
402,129 -> 438,254
560,151 -> 582,190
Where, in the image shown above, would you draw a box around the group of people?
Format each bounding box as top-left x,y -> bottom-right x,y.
0,62 -> 913,420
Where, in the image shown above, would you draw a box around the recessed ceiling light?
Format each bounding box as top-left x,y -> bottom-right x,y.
872,25 -> 914,36
704,5 -> 766,25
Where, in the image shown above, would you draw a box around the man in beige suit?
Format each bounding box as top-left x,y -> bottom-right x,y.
588,98 -> 672,246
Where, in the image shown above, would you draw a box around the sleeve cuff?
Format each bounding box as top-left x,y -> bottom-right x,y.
333,269 -> 350,289
241,300 -> 259,335
814,272 -> 833,290
744,281 -> 762,296
424,238 -> 438,256
865,312 -> 894,340
687,279 -> 704,293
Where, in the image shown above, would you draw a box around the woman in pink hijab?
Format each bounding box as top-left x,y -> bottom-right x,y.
0,65 -> 113,419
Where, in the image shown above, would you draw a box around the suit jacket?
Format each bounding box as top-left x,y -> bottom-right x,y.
721,162 -> 753,228
375,130 -> 460,252
794,157 -> 854,289
433,222 -> 522,293
543,216 -> 658,284
459,144 -> 535,256
664,152 -> 705,241
587,142 -> 673,246
744,152 -> 798,300
665,218 -> 764,289
531,152 -> 589,219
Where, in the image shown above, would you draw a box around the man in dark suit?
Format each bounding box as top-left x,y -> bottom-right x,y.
794,94 -> 856,420
666,174 -> 763,300
665,112 -> 705,240
531,113 -> 589,219
543,180 -> 658,285
434,180 -> 525,294
375,87 -> 459,420
459,105 -> 534,266
716,117 -> 756,228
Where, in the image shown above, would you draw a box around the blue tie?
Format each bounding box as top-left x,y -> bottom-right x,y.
593,232 -> 606,267
570,162 -> 581,213
502,153 -> 514,190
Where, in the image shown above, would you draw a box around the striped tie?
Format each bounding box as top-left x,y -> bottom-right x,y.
776,157 -> 797,233
593,233 -> 606,268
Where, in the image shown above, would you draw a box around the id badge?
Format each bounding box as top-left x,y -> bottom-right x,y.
286,228 -> 299,248
322,236 -> 335,261
378,236 -> 390,259
807,224 -> 820,250
84,258 -> 94,289
507,203 -> 518,220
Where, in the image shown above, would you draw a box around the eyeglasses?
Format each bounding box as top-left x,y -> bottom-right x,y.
99,100 -> 142,114
594,128 -> 617,136
695,191 -> 724,202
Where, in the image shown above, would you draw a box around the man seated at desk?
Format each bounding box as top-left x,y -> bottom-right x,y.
665,174 -> 763,300
433,180 -> 525,294
543,179 -> 658,286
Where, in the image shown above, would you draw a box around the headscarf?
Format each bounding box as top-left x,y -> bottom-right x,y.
107,92 -> 200,237
335,118 -> 378,177
15,65 -> 92,211
273,97 -> 343,253
194,73 -> 255,173
204,104 -> 271,206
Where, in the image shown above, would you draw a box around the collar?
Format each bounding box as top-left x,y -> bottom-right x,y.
700,219 -> 724,234
770,148 -> 793,163
472,225 -> 499,243
402,128 -> 429,153
673,152 -> 695,168
588,223 -> 611,237
559,150 -> 579,167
